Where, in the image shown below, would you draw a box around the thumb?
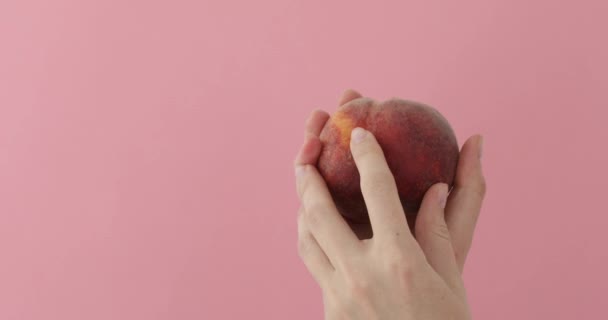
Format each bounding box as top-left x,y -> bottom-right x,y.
415,183 -> 464,295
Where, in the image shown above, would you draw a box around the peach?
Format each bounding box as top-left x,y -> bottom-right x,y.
317,97 -> 459,229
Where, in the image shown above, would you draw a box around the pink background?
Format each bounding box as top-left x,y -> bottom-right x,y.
1,0 -> 607,319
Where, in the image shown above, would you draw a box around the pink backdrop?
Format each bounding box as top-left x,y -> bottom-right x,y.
1,0 -> 607,319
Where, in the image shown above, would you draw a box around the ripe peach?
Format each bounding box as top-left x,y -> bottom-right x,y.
317,97 -> 459,228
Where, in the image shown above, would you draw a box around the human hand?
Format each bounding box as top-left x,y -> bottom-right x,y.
293,90 -> 486,319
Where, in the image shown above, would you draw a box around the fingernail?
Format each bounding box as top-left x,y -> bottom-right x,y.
295,165 -> 306,179
478,135 -> 484,160
438,183 -> 448,209
351,127 -> 367,144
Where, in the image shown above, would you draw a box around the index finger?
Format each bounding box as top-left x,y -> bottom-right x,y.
294,109 -> 330,166
305,109 -> 330,138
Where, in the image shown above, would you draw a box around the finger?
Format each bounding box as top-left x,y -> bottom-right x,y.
338,89 -> 363,106
349,127 -> 411,242
445,135 -> 486,272
294,109 -> 329,170
415,183 -> 464,295
298,206 -> 333,285
305,109 -> 330,138
294,134 -> 322,167
296,164 -> 360,266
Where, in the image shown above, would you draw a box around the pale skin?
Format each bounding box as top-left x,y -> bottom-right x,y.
294,90 -> 486,320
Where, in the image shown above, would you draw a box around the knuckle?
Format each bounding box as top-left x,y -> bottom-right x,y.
471,174 -> 487,199
379,245 -> 423,287
299,175 -> 313,199
343,270 -> 371,300
453,243 -> 470,265
361,169 -> 395,193
353,140 -> 375,156
304,202 -> 325,227
297,235 -> 312,257
348,278 -> 370,294
297,212 -> 306,234
460,177 -> 486,202
297,206 -> 306,220
382,247 -> 408,272
355,143 -> 384,164
477,175 -> 487,198
388,258 -> 415,287
348,283 -> 370,303
398,264 -> 415,287
455,172 -> 487,201
430,222 -> 451,242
